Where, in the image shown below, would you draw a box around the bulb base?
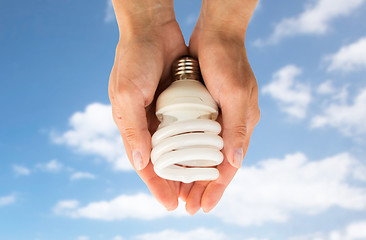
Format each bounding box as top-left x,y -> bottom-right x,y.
172,56 -> 202,81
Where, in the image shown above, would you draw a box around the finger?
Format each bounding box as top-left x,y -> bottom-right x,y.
167,180 -> 181,198
138,162 -> 179,211
179,182 -> 194,202
201,125 -> 254,212
201,153 -> 238,213
119,131 -> 179,211
185,181 -> 209,215
110,83 -> 151,171
220,89 -> 251,169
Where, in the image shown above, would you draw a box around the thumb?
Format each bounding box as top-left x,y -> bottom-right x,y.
220,90 -> 252,169
110,85 -> 152,171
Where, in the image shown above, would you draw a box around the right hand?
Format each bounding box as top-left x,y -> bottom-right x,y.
108,5 -> 188,210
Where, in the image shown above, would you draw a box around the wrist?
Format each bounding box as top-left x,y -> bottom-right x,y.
112,0 -> 176,40
196,0 -> 258,40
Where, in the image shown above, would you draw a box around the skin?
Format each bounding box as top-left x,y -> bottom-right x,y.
109,0 -> 260,214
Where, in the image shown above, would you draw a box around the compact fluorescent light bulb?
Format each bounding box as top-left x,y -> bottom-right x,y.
151,56 -> 224,183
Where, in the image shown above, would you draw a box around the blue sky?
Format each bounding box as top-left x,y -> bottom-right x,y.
1,0 -> 366,239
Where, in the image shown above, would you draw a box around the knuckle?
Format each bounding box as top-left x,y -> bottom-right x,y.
110,75 -> 139,102
123,127 -> 138,145
224,125 -> 249,140
115,82 -> 147,107
234,125 -> 249,139
115,84 -> 132,101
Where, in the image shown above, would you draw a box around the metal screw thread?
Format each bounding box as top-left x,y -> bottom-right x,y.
172,56 -> 202,81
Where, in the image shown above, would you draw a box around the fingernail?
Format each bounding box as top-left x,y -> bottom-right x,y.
166,202 -> 178,211
133,150 -> 143,171
233,148 -> 244,168
166,206 -> 175,212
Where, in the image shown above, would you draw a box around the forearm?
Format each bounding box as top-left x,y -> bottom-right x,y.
112,0 -> 176,40
197,0 -> 259,40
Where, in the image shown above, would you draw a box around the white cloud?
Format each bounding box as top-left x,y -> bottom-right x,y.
134,228 -> 226,240
76,236 -> 89,240
212,152 -> 366,226
326,37 -> 366,72
255,0 -> 366,45
51,103 -> 131,171
53,193 -> 187,220
262,65 -> 311,119
105,0 -> 115,23
317,80 -> 336,95
70,172 -> 96,181
311,87 -> 366,136
0,194 -> 16,207
290,220 -> 366,240
53,152 -> 366,227
36,159 -> 63,173
12,165 -> 31,176
346,221 -> 366,239
53,200 -> 80,215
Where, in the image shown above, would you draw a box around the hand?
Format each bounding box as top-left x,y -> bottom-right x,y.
182,2 -> 260,214
108,1 -> 188,210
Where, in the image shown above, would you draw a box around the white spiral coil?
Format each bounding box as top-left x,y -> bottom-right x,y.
151,56 -> 224,183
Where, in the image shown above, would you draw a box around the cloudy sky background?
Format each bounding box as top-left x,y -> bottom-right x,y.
1,0 -> 366,239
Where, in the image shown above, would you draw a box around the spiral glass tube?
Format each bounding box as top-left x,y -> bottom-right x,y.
151,56 -> 224,183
